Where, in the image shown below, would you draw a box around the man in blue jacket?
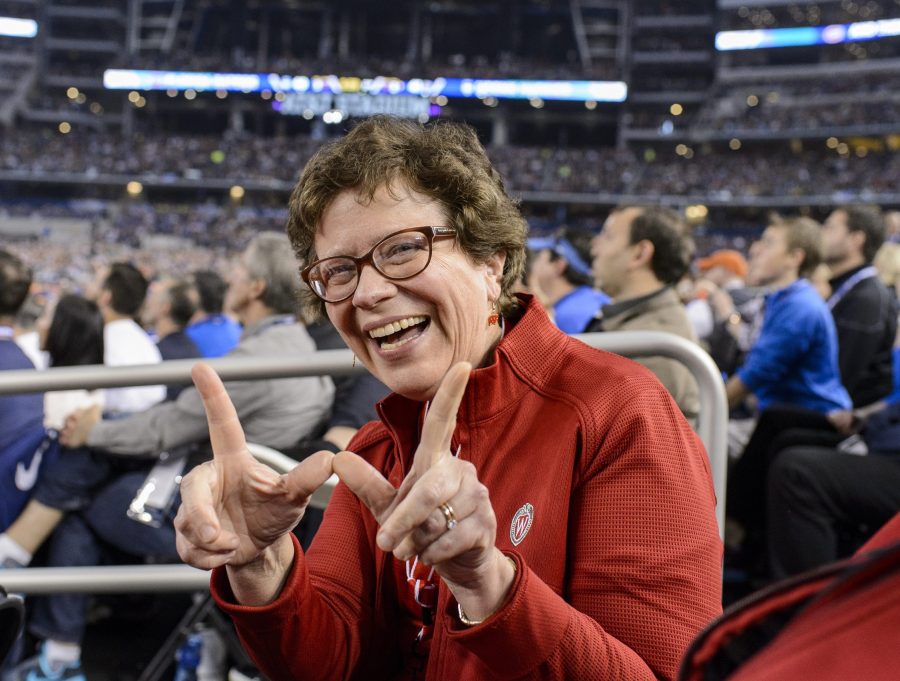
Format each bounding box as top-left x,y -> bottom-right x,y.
725,216 -> 851,572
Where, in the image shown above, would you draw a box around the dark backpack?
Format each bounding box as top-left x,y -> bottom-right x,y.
680,513 -> 900,681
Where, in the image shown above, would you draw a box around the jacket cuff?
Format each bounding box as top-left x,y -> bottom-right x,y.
442,552 -> 569,678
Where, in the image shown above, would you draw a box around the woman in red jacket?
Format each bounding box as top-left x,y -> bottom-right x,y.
174,116 -> 722,681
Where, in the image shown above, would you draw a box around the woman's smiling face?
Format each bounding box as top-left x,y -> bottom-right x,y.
315,183 -> 505,402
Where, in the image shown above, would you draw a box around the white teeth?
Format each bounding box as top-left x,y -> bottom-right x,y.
381,335 -> 418,351
368,316 -> 427,339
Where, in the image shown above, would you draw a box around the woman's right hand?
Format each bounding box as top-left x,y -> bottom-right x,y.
174,363 -> 334,571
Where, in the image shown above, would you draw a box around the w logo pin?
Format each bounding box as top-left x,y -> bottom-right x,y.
509,503 -> 534,546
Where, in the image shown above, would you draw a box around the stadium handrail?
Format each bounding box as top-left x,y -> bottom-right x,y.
0,332 -> 727,595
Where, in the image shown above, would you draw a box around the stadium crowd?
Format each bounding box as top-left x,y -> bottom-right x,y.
2,127 -> 899,200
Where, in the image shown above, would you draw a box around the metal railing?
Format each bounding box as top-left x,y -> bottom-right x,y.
0,331 -> 727,595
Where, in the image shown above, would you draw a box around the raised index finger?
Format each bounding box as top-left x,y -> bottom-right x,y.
191,362 -> 249,460
415,362 -> 471,475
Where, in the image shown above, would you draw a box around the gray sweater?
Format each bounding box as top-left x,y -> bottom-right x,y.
87,315 -> 334,455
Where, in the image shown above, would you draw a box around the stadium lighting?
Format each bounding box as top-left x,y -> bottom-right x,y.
670,103 -> 683,116
58,122 -> 71,134
716,18 -> 900,51
66,87 -> 79,100
126,181 -> 143,196
685,205 -> 709,221
102,69 -> 628,103
826,137 -> 840,149
729,138 -> 742,150
0,17 -> 37,38
230,185 -> 245,200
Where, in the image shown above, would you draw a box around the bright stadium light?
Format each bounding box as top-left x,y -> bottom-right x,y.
126,181 -> 143,196
230,185 -> 245,200
102,69 -> 628,103
0,17 -> 38,38
716,18 -> 900,51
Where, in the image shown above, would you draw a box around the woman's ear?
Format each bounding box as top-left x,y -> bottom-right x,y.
484,250 -> 507,299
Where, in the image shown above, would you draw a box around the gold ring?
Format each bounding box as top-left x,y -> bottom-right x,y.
439,502 -> 458,531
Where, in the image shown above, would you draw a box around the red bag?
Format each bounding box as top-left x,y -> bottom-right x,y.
680,513 -> 900,681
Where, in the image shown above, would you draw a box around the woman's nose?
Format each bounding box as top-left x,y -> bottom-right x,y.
352,263 -> 397,309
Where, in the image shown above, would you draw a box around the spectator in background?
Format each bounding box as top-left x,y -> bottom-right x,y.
587,205 -> 700,425
874,242 -> 900,299
38,295 -> 106,431
526,227 -> 608,333
88,263 -> 166,414
142,278 -> 202,401
725,216 -> 850,415
696,249 -> 764,376
14,294 -> 47,370
186,269 -> 242,358
884,210 -> 900,243
766,406 -> 900,580
1,233 -> 335,681
821,205 -> 896,409
2,294 -> 106,553
0,251 -> 45,534
725,216 -> 851,567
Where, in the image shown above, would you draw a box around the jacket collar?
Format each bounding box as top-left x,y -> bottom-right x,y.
601,286 -> 677,325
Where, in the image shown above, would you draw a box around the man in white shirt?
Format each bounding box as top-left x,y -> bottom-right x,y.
91,263 -> 165,414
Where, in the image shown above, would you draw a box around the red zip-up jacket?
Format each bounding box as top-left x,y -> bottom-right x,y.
212,295 -> 723,681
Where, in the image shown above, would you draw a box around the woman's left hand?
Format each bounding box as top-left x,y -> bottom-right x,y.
334,362 -> 515,622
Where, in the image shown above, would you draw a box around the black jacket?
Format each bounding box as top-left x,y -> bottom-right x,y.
829,266 -> 897,407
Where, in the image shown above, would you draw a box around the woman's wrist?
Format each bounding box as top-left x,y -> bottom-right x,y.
226,533 -> 296,606
452,549 -> 517,625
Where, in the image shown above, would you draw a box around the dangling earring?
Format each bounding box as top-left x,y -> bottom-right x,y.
487,300 -> 499,326
352,354 -> 358,368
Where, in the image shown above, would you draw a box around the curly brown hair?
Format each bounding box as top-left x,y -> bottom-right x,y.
286,116 -> 528,318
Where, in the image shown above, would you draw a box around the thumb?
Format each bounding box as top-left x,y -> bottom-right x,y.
333,451 -> 397,523
282,450 -> 335,502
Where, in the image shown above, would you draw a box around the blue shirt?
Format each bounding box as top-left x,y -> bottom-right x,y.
555,286 -> 610,334
0,339 -> 46,531
185,314 -> 242,358
157,331 -> 203,401
737,279 -> 851,413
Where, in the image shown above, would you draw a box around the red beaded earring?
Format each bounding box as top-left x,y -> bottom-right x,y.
488,300 -> 499,326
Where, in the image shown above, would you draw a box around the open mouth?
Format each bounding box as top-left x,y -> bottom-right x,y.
368,315 -> 430,351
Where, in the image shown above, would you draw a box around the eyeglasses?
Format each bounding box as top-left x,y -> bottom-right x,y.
301,226 -> 457,303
